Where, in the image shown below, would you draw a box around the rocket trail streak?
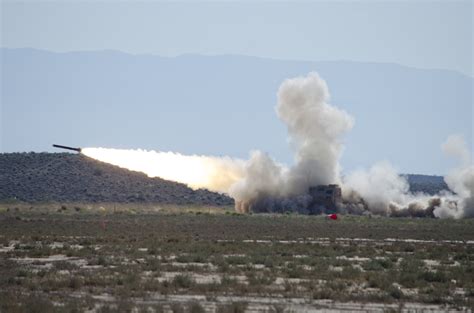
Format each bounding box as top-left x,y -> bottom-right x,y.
81,147 -> 246,193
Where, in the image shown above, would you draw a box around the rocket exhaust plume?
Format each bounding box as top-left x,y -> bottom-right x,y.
81,148 -> 246,193
82,72 -> 353,213
81,72 -> 472,218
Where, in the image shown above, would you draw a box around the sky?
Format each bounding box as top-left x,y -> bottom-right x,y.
1,0 -> 473,175
1,0 -> 473,76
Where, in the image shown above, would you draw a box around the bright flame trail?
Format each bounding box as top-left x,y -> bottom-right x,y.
81,148 -> 246,194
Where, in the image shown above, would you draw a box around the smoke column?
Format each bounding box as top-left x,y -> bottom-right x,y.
230,72 -> 354,211
81,72 -> 472,218
434,135 -> 474,218
277,73 -> 354,193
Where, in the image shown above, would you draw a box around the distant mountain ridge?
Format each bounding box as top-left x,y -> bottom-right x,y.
2,48 -> 472,175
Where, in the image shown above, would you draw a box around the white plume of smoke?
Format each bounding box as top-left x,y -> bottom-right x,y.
342,161 -> 410,215
81,147 -> 246,193
342,162 -> 441,217
342,135 -> 474,219
229,72 -> 354,211
277,73 -> 354,194
81,72 -> 472,218
442,134 -> 471,166
434,135 -> 474,218
230,151 -> 287,213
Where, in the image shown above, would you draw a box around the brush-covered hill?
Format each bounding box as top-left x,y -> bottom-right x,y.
0,153 -> 449,205
0,152 -> 233,205
405,174 -> 449,195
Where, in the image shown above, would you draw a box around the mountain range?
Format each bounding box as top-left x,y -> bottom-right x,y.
2,48 -> 472,175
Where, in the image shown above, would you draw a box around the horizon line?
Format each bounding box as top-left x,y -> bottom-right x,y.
2,46 -> 472,78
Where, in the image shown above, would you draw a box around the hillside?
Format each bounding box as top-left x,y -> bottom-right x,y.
0,153 -> 449,206
405,174 -> 449,195
0,153 -> 233,205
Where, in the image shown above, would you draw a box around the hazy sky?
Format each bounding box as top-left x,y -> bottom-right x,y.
1,0 -> 473,76
1,0 -> 473,175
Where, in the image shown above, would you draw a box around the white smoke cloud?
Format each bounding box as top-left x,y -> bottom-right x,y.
341,134 -> 473,219
434,135 -> 474,218
442,134 -> 471,166
342,161 -> 410,214
229,151 -> 287,213
81,72 -> 472,218
277,73 -> 354,194
228,72 -> 354,211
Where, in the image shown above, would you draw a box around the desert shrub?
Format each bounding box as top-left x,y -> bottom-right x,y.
286,266 -> 305,279
171,303 -> 185,313
264,258 -> 275,268
327,279 -> 347,292
366,272 -> 390,289
401,244 -> 415,253
398,271 -> 419,288
419,270 -> 447,283
312,288 -> 333,299
99,305 -> 115,313
270,305 -> 286,313
98,255 -> 109,266
116,299 -> 134,313
377,258 -> 394,269
226,256 -> 249,265
387,285 -> 404,299
17,269 -> 29,278
147,246 -> 159,255
173,274 -> 193,289
221,275 -> 238,287
144,257 -> 161,272
249,254 -> 267,265
453,252 -> 470,261
189,302 -> 205,313
217,302 -> 247,313
55,260 -> 76,271
399,258 -> 424,272
149,304 -> 165,313
69,276 -> 83,289
25,295 -> 56,313
363,258 -> 393,271
421,286 -> 445,304
247,272 -> 274,286
342,266 -> 362,280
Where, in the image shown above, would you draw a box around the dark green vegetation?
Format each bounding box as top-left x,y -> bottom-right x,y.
1,207 -> 473,312
0,153 -> 232,205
